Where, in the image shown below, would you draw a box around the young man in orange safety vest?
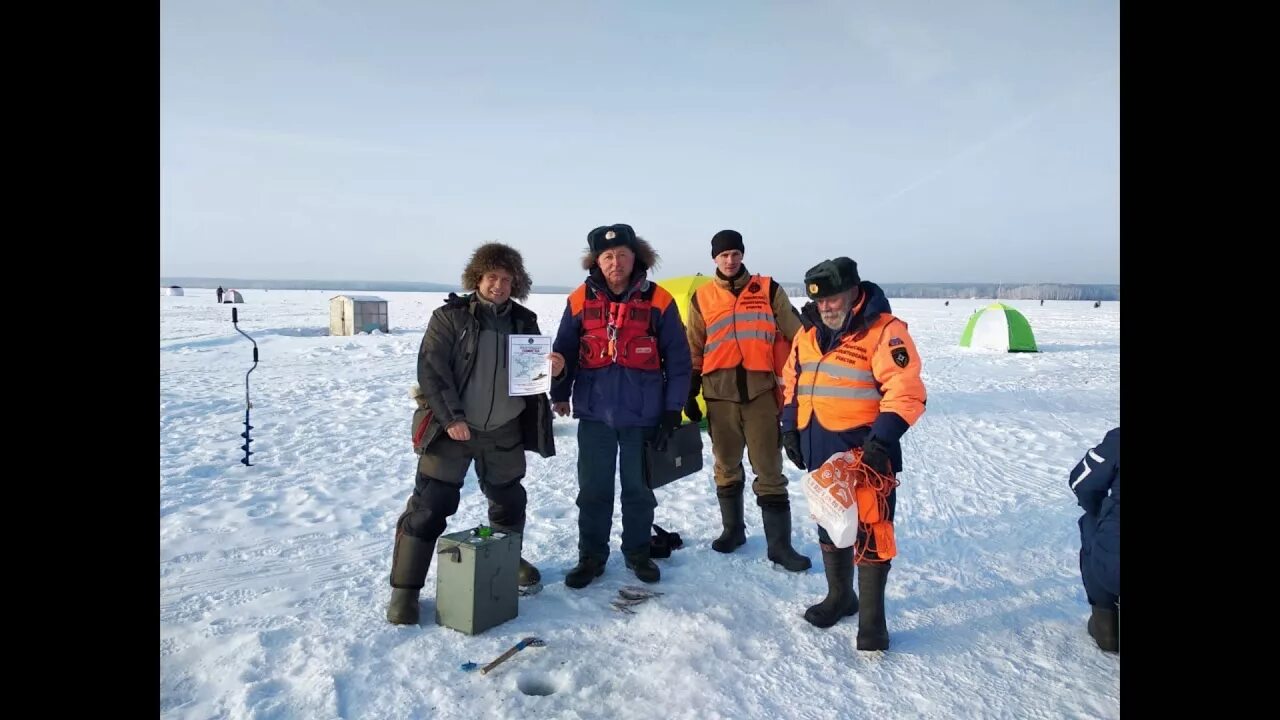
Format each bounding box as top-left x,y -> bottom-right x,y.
685,229 -> 811,572
781,256 -> 927,651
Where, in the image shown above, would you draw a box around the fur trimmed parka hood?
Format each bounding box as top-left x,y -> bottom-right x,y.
462,242 -> 532,300
579,236 -> 660,275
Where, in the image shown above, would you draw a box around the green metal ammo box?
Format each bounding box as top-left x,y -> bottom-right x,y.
434,527 -> 520,635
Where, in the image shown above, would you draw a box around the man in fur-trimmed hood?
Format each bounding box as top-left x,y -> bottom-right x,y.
578,233 -> 660,286
385,241 -> 556,624
547,223 -> 693,588
462,241 -> 533,301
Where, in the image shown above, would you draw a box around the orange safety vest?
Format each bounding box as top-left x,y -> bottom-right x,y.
696,275 -> 779,374
773,331 -> 792,387
791,314 -> 897,431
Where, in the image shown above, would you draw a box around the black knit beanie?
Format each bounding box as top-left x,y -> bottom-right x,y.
710,229 -> 745,258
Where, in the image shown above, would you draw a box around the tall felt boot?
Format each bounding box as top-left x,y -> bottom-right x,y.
387,533 -> 435,625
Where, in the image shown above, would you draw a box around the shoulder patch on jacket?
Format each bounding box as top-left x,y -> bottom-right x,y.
891,347 -> 910,368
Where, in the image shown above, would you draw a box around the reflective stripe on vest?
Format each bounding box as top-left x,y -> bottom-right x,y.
794,317 -> 892,431
697,275 -> 777,374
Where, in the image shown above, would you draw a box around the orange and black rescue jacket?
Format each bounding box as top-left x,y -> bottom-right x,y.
780,281 -> 926,473
550,274 -> 693,428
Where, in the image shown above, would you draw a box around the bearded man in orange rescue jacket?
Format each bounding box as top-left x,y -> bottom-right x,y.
780,257 -> 927,651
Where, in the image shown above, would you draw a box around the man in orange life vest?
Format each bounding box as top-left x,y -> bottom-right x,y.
780,257 -> 927,651
684,229 -> 811,571
548,224 -> 693,588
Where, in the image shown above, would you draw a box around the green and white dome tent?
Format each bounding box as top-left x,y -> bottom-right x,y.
959,302 -> 1038,352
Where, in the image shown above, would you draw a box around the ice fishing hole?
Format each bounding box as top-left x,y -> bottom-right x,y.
517,672 -> 562,696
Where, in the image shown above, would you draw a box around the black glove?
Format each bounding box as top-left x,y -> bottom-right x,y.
684,399 -> 702,424
781,430 -> 805,470
652,410 -> 684,452
861,437 -> 893,475
684,372 -> 703,423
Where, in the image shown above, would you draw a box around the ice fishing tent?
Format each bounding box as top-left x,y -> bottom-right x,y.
657,274 -> 713,330
959,303 -> 1038,352
164,286 -> 184,296
329,295 -> 389,335
655,274 -> 713,424
221,289 -> 244,303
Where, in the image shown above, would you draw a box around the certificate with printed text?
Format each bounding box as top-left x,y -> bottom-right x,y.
508,335 -> 553,396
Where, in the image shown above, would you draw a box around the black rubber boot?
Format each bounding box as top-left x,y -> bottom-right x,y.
803,546 -> 858,628
1088,605 -> 1119,652
856,561 -> 891,651
759,499 -> 812,572
712,485 -> 747,553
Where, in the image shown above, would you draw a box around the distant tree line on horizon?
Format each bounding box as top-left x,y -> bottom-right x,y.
163,277 -> 1119,301
779,282 -> 1119,301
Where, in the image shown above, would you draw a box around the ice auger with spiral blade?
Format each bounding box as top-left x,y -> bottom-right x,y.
232,307 -> 258,466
